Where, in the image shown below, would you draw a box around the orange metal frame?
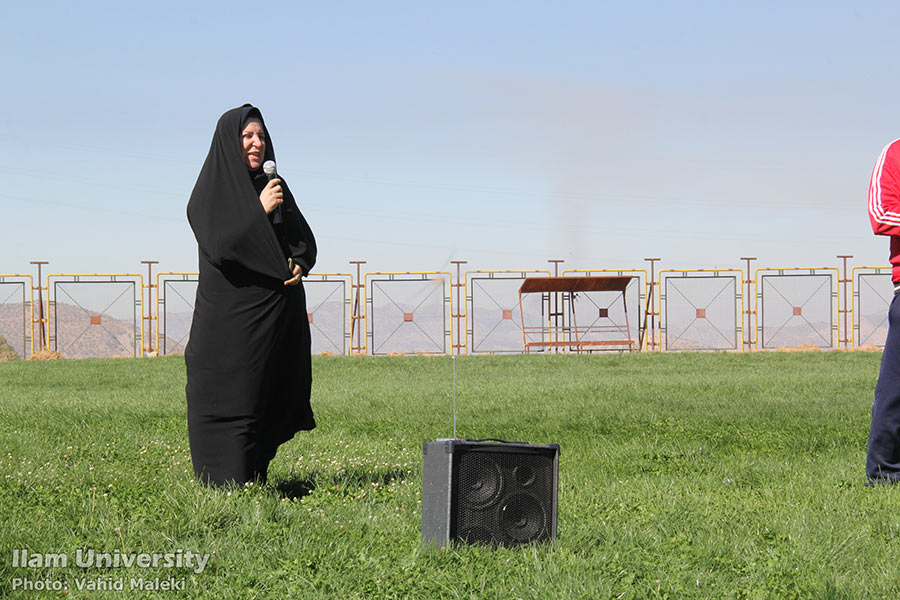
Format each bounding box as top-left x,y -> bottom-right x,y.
364,271 -> 452,355
305,272 -> 353,355
562,268 -> 648,351
851,266 -> 892,348
658,269 -> 743,352
155,272 -> 198,355
464,269 -> 551,355
753,267 -> 839,350
518,276 -> 637,353
46,273 -> 144,358
0,274 -> 34,358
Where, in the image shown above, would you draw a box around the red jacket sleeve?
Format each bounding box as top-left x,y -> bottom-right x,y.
869,139 -> 900,236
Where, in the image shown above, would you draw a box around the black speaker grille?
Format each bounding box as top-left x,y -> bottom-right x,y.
455,448 -> 555,545
499,493 -> 546,541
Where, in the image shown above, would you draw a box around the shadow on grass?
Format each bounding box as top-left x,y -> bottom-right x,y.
273,476 -> 317,500
273,467 -> 411,500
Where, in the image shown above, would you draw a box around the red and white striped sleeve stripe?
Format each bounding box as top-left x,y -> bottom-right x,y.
869,139 -> 900,235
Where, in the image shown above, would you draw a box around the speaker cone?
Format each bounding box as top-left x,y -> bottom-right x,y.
461,462 -> 502,508
513,464 -> 536,487
498,493 -> 546,542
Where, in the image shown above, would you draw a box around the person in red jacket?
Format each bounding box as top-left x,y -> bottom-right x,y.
867,138 -> 900,483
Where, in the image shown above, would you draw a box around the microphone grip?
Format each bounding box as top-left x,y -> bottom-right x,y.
267,172 -> 283,224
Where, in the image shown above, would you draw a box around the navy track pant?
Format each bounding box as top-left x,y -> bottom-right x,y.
867,292 -> 900,481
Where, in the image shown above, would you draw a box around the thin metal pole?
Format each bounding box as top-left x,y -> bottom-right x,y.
740,257 -> 756,351
644,258 -> 660,351
452,354 -> 457,439
349,260 -> 366,354
30,261 -> 48,353
547,259 -> 564,352
837,255 -> 853,348
141,260 -> 158,356
451,260 -> 467,355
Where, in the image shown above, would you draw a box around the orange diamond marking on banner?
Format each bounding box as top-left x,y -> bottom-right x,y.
307,312 -> 313,324
696,308 -> 706,319
502,309 -> 513,320
793,306 -> 802,316
90,316 -> 101,325
404,312 -> 414,322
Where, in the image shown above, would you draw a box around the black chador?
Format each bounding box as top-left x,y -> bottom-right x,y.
185,104 -> 316,486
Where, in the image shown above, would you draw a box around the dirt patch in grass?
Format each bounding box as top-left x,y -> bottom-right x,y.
28,349 -> 64,361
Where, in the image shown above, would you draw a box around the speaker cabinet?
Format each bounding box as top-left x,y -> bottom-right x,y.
421,439 -> 559,547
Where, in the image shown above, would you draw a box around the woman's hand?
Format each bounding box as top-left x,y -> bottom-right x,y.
259,178 -> 283,214
284,263 -> 302,286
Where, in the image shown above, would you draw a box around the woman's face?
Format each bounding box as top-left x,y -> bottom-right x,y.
240,118 -> 266,170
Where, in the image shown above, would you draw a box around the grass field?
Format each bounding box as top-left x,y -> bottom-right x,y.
0,351 -> 896,599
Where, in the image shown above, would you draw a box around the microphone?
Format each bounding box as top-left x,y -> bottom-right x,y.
262,160 -> 282,224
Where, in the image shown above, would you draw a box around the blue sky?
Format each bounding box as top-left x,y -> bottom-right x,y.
2,1 -> 899,277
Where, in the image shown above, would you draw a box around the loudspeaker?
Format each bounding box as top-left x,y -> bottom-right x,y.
421,439 -> 559,547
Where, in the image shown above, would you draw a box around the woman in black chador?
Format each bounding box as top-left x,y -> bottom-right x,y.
185,104 -> 316,486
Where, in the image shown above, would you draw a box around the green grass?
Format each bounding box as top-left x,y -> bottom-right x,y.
0,352 -> 893,598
